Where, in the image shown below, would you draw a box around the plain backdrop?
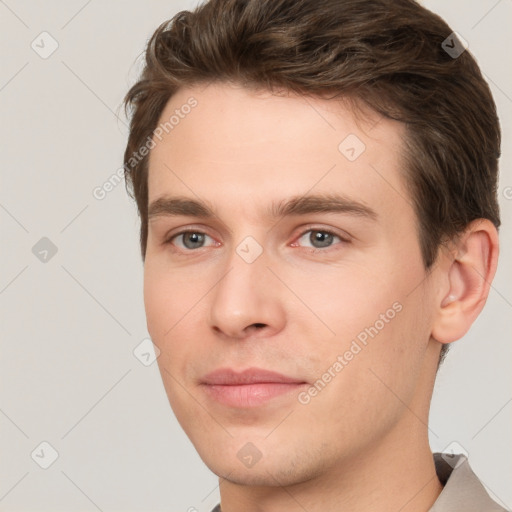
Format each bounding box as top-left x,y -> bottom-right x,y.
1,1 -> 511,511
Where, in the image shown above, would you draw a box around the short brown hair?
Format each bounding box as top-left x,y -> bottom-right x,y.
123,0 -> 501,362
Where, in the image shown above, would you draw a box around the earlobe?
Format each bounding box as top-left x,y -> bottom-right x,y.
431,219 -> 499,344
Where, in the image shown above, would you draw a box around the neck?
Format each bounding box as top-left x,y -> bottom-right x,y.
216,342 -> 444,512
217,420 -> 442,512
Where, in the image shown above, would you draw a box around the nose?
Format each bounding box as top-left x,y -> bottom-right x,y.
208,244 -> 286,340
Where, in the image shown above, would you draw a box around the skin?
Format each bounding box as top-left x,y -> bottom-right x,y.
143,82 -> 498,512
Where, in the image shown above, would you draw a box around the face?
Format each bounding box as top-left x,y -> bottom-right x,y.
144,83 -> 440,486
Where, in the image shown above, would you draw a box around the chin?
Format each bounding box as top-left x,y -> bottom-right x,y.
198,445 -> 323,489
220,469 -> 280,486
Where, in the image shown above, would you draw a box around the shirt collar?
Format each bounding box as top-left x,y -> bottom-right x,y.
429,452 -> 507,511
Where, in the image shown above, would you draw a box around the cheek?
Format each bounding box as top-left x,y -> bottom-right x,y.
292,260 -> 398,341
295,300 -> 428,442
143,264 -> 171,341
143,256 -> 201,339
143,259 -> 211,376
299,253 -> 429,380
143,265 -> 199,414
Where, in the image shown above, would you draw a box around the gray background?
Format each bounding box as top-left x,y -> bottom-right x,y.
0,1 -> 511,510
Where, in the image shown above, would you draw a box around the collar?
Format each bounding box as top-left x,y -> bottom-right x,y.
429,452 -> 508,511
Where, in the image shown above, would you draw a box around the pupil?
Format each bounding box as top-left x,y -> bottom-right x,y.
184,232 -> 204,249
311,231 -> 332,248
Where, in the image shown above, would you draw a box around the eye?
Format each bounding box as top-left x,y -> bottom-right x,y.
167,231 -> 217,250
294,229 -> 347,250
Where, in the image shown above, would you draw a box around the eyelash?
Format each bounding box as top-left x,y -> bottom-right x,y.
164,227 -> 350,254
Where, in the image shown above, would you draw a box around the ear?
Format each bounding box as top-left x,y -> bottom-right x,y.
431,219 -> 499,344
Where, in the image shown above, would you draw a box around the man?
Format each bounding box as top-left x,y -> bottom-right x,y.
122,0 -> 506,510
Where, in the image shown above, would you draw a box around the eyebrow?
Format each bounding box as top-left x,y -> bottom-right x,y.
148,193 -> 378,222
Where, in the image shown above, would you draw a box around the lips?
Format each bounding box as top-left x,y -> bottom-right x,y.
200,367 -> 307,407
202,367 -> 305,385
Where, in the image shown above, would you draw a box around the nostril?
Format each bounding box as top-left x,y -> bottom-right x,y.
252,323 -> 266,329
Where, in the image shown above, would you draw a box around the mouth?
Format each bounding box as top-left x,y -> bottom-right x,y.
200,367 -> 308,408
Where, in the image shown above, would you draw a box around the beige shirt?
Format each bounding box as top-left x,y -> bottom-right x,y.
429,452 -> 508,511
210,453 -> 509,512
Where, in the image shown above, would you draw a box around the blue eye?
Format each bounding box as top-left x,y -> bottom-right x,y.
165,227 -> 348,253
296,229 -> 344,250
169,231 -> 215,250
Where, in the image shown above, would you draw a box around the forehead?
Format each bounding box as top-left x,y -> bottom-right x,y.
146,82 -> 411,222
